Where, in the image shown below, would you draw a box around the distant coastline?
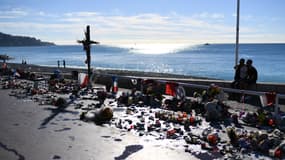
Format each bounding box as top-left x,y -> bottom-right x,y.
0,32 -> 55,47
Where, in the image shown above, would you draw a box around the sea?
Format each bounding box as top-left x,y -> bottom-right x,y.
0,43 -> 284,83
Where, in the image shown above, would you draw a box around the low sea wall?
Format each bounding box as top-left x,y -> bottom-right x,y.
3,62 -> 285,97
93,73 -> 285,95
94,75 -> 285,106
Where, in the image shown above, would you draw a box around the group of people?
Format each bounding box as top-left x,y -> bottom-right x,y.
232,58 -> 258,90
57,59 -> 66,68
21,59 -> 27,64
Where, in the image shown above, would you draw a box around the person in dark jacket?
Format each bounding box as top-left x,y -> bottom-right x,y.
63,59 -> 66,68
246,59 -> 258,89
232,58 -> 248,89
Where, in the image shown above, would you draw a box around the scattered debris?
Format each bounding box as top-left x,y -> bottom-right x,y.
1,69 -> 285,159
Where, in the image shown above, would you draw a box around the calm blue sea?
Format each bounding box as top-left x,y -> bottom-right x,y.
0,43 -> 284,83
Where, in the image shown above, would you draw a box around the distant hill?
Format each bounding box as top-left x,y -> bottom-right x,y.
0,32 -> 55,46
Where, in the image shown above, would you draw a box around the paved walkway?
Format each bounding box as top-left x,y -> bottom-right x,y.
0,89 -> 197,160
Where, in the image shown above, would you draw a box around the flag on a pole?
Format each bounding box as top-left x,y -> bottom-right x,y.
78,73 -> 88,88
165,82 -> 178,96
112,76 -> 118,93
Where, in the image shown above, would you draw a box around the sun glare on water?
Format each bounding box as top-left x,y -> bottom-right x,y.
119,43 -> 192,54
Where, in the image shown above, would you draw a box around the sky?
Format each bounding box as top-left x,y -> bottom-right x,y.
0,0 -> 285,45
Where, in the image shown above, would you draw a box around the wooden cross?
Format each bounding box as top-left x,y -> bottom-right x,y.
78,25 -> 99,82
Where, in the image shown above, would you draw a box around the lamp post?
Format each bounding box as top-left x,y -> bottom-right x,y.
235,0 -> 240,66
78,25 -> 99,84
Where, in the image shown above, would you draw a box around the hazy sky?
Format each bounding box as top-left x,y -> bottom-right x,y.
0,0 -> 284,45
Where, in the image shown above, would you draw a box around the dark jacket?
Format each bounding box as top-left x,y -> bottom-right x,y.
247,66 -> 258,84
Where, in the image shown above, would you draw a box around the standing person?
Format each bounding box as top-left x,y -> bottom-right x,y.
1,62 -> 7,75
232,58 -> 248,89
246,59 -> 258,89
57,60 -> 60,68
63,59 -> 66,68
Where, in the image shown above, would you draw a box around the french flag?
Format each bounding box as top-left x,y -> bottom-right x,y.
112,76 -> 118,93
78,73 -> 89,88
